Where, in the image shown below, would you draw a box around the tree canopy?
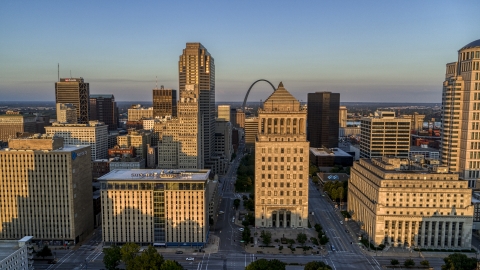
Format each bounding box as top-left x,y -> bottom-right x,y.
442,253 -> 477,270
245,259 -> 286,270
103,246 -> 121,270
304,261 -> 333,270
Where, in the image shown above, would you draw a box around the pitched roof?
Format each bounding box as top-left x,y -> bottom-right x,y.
263,82 -> 300,112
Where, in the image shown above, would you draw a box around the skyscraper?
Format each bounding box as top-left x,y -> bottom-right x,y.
89,94 -> 119,131
56,103 -> 77,123
217,105 -> 230,121
153,86 -> 177,118
441,39 -> 480,188
254,82 -> 310,228
55,78 -> 90,124
179,43 -> 216,171
307,92 -> 340,148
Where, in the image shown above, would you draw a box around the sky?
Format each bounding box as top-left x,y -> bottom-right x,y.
1,1 -> 479,103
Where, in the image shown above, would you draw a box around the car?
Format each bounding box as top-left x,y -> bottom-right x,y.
238,228 -> 244,232
345,229 -> 349,233
340,221 -> 343,224
186,257 -> 194,261
219,211 -> 224,214
175,251 -> 183,254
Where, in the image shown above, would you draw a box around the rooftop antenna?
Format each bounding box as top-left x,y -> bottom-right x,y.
156,76 -> 158,89
57,63 -> 59,81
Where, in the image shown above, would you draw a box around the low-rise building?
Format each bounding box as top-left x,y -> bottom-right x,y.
310,147 -> 354,168
348,157 -> 473,249
409,145 -> 440,160
109,156 -> 146,170
99,169 -> 211,247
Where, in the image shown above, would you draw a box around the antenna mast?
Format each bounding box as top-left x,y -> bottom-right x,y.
57,63 -> 59,81
156,76 -> 158,89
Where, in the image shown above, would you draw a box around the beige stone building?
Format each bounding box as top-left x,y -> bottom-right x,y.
441,39 -> 480,188
348,157 -> 473,249
0,112 -> 36,143
117,129 -> 152,160
244,117 -> 258,152
255,82 -> 309,228
360,111 -> 411,159
56,103 -> 77,124
127,105 -> 153,121
0,136 -> 93,244
339,106 -> 347,128
99,169 -> 211,247
217,105 -> 230,122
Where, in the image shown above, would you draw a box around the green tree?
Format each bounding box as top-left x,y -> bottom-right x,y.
390,259 -> 399,265
404,259 -> 415,268
133,245 -> 164,269
304,261 -> 332,270
309,165 -> 319,177
296,233 -> 307,246
242,227 -> 251,244
37,245 -> 53,258
245,259 -> 286,270
442,253 -> 477,270
234,199 -> 240,209
103,246 -> 121,270
120,242 -> 140,270
160,260 -> 184,270
420,260 -> 430,267
260,230 -> 272,246
319,236 -> 329,245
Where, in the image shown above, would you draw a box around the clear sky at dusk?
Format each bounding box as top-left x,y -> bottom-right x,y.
1,1 -> 479,103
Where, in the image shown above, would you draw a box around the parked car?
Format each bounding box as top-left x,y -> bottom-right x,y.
175,251 -> 183,254
186,257 -> 194,261
238,228 -> 244,232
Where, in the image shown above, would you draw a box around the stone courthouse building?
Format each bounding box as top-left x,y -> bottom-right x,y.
348,157 -> 473,249
255,82 -> 310,228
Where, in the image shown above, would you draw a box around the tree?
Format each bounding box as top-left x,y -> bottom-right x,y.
304,261 -> 332,270
120,242 -> 140,270
160,260 -> 184,270
103,246 -> 121,270
234,199 -> 240,209
37,245 -> 53,258
296,233 -> 307,246
404,259 -> 415,268
260,230 -> 272,246
319,236 -> 329,245
390,259 -> 399,265
442,253 -> 477,270
309,165 -> 319,177
133,245 -> 164,269
242,227 -> 251,244
245,258 -> 286,270
420,260 -> 430,267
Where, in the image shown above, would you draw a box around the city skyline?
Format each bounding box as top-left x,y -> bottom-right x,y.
1,1 -> 479,103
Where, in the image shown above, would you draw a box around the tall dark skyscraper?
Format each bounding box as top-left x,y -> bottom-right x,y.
307,92 -> 340,148
153,86 -> 177,118
55,78 -> 90,124
89,94 -> 119,131
179,43 -> 216,170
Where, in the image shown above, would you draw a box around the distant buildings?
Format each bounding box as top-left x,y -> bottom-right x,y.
0,136 -> 93,244
56,103 -> 77,123
45,121 -> 108,160
235,109 -> 245,128
214,120 -> 233,166
0,111 -> 36,142
117,130 -> 151,160
307,92 -> 340,148
339,106 -> 347,128
55,78 -> 90,123
153,86 -> 177,118
217,105 -> 230,121
360,111 -> 411,159
89,94 -> 119,131
128,105 -> 153,121
348,157 -> 473,249
99,169 -> 212,246
255,82 -> 309,228
244,117 -> 258,152
440,39 -> 480,188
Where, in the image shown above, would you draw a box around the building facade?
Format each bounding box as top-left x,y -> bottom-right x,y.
339,106 -> 347,128
89,94 -> 118,131
348,157 -> 473,249
441,39 -> 480,188
217,105 -> 230,121
99,169 -> 211,247
56,103 -> 77,123
255,82 -> 310,228
117,130 -> 151,160
55,78 -> 90,124
153,86 -> 177,118
0,137 -> 93,244
360,111 -> 411,159
307,92 -> 340,148
0,236 -> 34,270
0,112 -> 36,143
244,117 -> 258,153
45,121 -> 108,160
128,105 -> 153,121
236,109 -> 245,129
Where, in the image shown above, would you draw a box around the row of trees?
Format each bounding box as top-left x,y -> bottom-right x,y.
323,181 -> 347,204
235,154 -> 255,192
245,259 -> 332,270
103,243 -> 183,270
314,224 -> 329,245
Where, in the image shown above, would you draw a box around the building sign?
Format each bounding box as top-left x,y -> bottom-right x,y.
72,150 -> 88,160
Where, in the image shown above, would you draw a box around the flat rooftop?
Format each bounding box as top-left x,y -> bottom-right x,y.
98,169 -> 210,182
410,146 -> 440,152
310,147 -> 352,157
0,241 -> 20,262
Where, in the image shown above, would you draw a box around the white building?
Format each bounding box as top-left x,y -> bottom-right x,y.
0,236 -> 34,270
45,121 -> 108,160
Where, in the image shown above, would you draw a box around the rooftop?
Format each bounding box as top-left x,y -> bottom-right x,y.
310,147 -> 352,157
460,39 -> 480,51
98,169 -> 210,182
410,146 -> 440,152
0,240 -> 20,262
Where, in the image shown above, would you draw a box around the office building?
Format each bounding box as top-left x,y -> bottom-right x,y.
109,156 -> 145,170
217,105 -> 230,121
0,136 -> 93,243
179,43 -> 217,172
230,108 -> 237,127
409,145 -> 440,160
128,105 -> 153,121
307,92 -> 340,148
55,78 -> 90,123
441,39 -> 480,188
236,109 -> 245,128
117,130 -> 151,160
92,159 -> 110,180
400,113 -> 425,133
255,82 -> 310,228
244,117 -> 258,152
153,86 -> 177,118
146,144 -> 158,168
339,106 -> 347,128
214,120 -> 233,162
89,94 -> 119,131
0,236 -> 34,270
0,111 -> 36,142
310,147 -> 353,167
45,121 -> 108,160
348,157 -> 473,249
360,111 -> 411,159
56,103 -> 77,123
99,169 -> 211,247
109,145 -> 136,158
